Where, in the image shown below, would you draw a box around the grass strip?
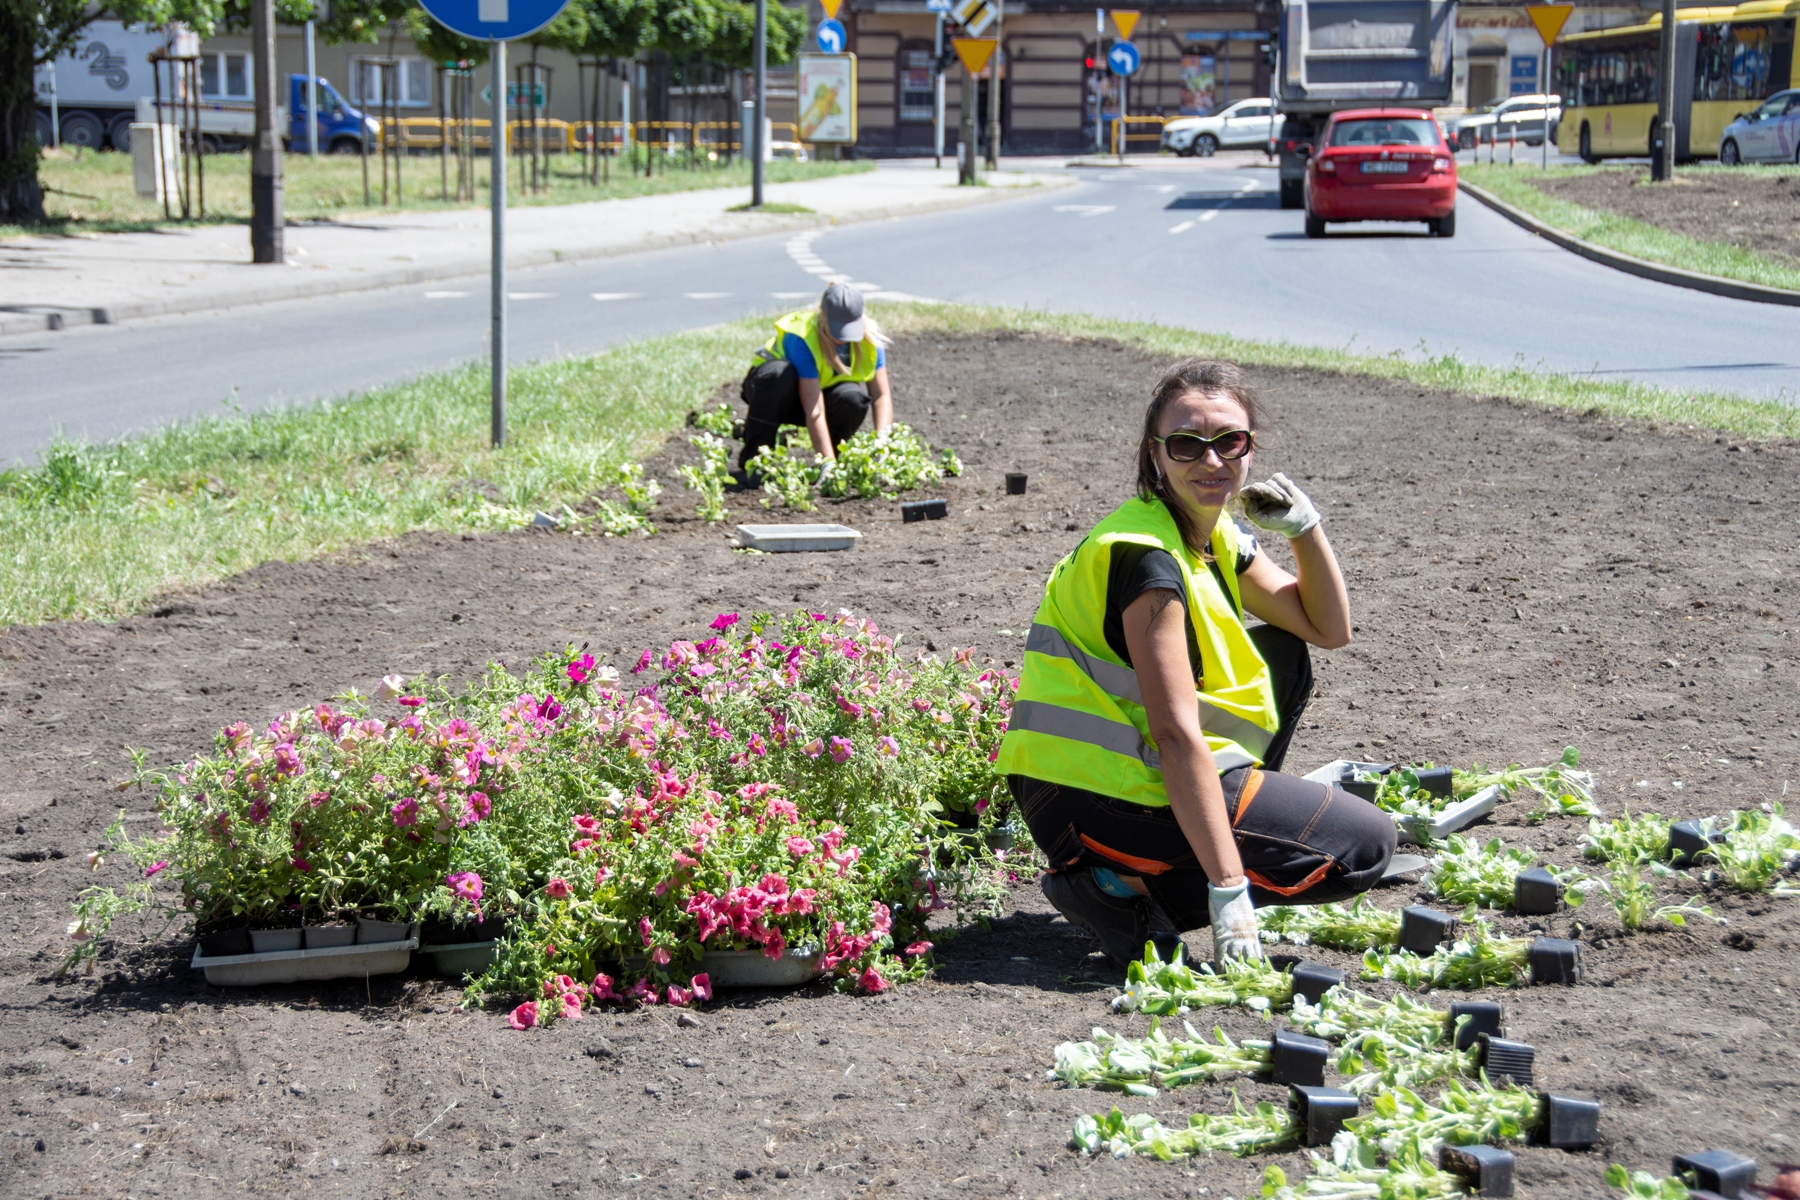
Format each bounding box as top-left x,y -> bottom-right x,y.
6,150 -> 872,237
3,301 -> 1794,629
1459,162 -> 1800,293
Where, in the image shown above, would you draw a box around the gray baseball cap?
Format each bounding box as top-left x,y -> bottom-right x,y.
820,282 -> 865,342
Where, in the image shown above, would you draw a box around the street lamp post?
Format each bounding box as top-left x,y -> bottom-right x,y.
753,0 -> 767,207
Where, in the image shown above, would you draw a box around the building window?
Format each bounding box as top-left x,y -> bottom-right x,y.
200,51 -> 251,99
350,57 -> 433,107
899,49 -> 934,122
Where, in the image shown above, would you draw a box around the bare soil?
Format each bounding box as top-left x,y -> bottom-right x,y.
1525,165 -> 1800,266
2,332 -> 1798,1199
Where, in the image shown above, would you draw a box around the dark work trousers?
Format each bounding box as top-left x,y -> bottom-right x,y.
738,358 -> 872,471
1009,626 -> 1395,931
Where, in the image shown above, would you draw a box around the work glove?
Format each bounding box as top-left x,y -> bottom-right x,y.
1208,879 -> 1263,964
1238,472 -> 1321,539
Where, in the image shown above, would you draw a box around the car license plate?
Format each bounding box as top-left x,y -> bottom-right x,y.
1361,161 -> 1410,174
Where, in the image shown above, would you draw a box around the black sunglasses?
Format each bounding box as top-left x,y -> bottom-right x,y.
1153,429 -> 1255,462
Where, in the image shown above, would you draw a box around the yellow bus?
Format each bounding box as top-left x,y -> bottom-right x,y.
1553,0 -> 1800,160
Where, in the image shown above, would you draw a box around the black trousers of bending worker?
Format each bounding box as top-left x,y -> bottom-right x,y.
1009,625 -> 1397,931
739,359 -> 871,471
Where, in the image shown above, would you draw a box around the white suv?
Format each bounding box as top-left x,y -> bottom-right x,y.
1161,99 -> 1278,157
1446,94 -> 1562,149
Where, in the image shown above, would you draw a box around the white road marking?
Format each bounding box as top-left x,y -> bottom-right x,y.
1052,204 -> 1117,217
1238,180 -> 1258,193
1169,221 -> 1195,234
424,291 -> 470,299
684,292 -> 732,299
770,291 -> 816,299
508,292 -> 554,300
1199,209 -> 1220,222
590,292 -> 641,301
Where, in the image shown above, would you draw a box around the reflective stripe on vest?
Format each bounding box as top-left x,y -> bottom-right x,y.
1008,698 -> 1259,773
1023,622 -> 1275,758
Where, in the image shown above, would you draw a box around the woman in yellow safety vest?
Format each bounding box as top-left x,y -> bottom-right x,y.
996,358 -> 1396,966
738,282 -> 894,475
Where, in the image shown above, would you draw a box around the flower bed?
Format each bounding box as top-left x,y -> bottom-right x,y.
86,609 -> 1017,1023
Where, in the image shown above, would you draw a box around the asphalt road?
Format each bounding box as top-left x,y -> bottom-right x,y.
4,159 -> 1797,465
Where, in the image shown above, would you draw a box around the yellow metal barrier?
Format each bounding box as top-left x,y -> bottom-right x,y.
573,121 -> 628,151
508,118 -> 572,154
1111,115 -> 1170,155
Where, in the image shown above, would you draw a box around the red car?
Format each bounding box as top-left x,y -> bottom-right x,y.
1304,108 -> 1457,239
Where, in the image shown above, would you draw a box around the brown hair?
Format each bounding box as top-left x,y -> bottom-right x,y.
1135,359 -> 1266,555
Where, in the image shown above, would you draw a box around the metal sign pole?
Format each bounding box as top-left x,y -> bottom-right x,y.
305,20 -> 319,157
1541,51 -> 1549,169
933,12 -> 945,167
1094,8 -> 1103,154
491,37 -> 507,450
753,0 -> 767,207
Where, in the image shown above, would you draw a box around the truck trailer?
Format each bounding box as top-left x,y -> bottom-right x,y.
1272,0 -> 1458,208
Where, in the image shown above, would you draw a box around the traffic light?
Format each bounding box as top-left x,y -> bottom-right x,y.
1084,55 -> 1095,69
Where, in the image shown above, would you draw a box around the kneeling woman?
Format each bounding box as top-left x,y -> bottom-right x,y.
738,282 -> 894,473
997,359 -> 1395,966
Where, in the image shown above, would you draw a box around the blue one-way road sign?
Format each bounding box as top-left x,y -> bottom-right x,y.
1108,40 -> 1140,75
418,0 -> 571,42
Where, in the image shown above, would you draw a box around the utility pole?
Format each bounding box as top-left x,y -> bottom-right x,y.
250,0 -> 283,263
1652,0 -> 1675,180
1094,8 -> 1103,154
960,59 -> 979,183
305,19 -> 319,157
985,1 -> 1002,168
752,0 -> 767,207
491,38 -> 507,449
933,10 -> 946,168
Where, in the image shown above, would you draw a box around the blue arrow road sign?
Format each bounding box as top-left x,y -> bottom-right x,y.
816,18 -> 847,53
926,0 -> 952,11
1108,40 -> 1140,75
417,0 -> 571,42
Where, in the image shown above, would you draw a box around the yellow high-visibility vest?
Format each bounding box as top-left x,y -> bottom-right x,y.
995,495 -> 1280,807
759,310 -> 879,389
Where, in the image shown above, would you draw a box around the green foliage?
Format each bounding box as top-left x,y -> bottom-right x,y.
590,460 -> 660,536
1703,802 -> 1800,895
820,425 -> 962,500
1345,1078 -> 1543,1157
1286,987 -> 1451,1052
1048,1018 -> 1271,1096
1598,861 -> 1723,931
1113,941 -> 1296,1016
1260,894 -> 1401,951
1424,834 -> 1593,910
1072,1097 -> 1297,1160
1360,920 -> 1532,990
1606,1164 -> 1692,1199
1262,1137 -> 1471,1200
1582,809 -> 1673,866
690,402 -> 737,439
677,432 -> 733,522
1457,746 -> 1601,819
744,431 -> 821,512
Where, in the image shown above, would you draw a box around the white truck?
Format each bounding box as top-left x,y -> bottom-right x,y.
1272,0 -> 1458,208
34,20 -> 282,153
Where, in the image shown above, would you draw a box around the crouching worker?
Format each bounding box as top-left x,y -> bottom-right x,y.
738,282 -> 894,475
996,358 -> 1395,967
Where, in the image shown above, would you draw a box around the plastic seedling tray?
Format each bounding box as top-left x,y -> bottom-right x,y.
1289,1085 -> 1359,1146
249,928 -> 303,953
419,940 -> 499,976
1672,1151 -> 1759,1199
1536,1093 -> 1600,1149
1301,761 -> 1500,845
190,937 -> 417,986
1400,906 -> 1457,955
735,524 -> 861,553
303,924 -> 357,949
1513,867 -> 1562,916
901,498 -> 947,523
701,947 -> 822,987
1441,1144 -> 1516,1197
1476,1035 -> 1536,1088
1270,1029 -> 1330,1088
1448,1000 -> 1505,1050
1529,937 -> 1582,986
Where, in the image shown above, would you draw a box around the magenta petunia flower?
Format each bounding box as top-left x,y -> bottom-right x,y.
567,653 -> 595,685
271,743 -> 304,778
627,978 -> 660,1005
710,613 -> 740,631
390,797 -> 419,828
398,696 -> 426,708
650,946 -> 672,967
591,973 -> 621,1003
877,736 -> 899,758
747,733 -> 767,757
829,737 -> 856,765
785,836 -> 815,858
632,649 -> 655,674
572,813 -> 602,837
466,790 -> 492,821
560,991 -> 585,1021
690,973 -> 713,1003
639,916 -> 654,947
507,1001 -> 538,1030
246,796 -> 270,825
144,861 -> 168,879
859,966 -> 890,993
291,857 -> 311,873
447,871 -> 484,904
593,865 -> 613,887
904,940 -> 933,957
544,877 -> 573,900
801,738 -> 824,759
665,983 -> 692,1007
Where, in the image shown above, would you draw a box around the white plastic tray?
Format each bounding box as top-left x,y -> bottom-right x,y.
190,938 -> 417,986
736,524 -> 861,553
1303,759 -> 1501,846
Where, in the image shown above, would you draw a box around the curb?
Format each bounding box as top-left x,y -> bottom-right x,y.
1457,178 -> 1800,308
0,174 -> 1073,339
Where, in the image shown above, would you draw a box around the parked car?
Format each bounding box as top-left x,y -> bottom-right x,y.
1719,89 -> 1800,164
1304,108 -> 1457,238
1445,94 -> 1561,149
1160,98 -> 1278,157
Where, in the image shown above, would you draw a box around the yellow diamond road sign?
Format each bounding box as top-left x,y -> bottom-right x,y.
820,0 -> 843,16
953,0 -> 998,37
953,36 -> 998,75
1526,3 -> 1574,45
1111,9 -> 1140,40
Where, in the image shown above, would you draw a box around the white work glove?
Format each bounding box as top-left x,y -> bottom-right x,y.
1238,472 -> 1321,539
1208,879 -> 1263,963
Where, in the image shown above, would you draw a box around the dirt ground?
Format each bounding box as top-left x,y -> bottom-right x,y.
1525,165 -> 1800,266
3,332 -> 1798,1199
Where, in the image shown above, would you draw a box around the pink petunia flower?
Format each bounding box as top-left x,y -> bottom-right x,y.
544,877 -> 573,900
650,946 -> 672,966
144,861 -> 169,879
291,858 -> 312,872
689,973 -> 713,1003
570,838 -> 597,854
567,653 -> 595,685
747,733 -> 767,757
507,1001 -> 538,1029
398,695 -> 426,708
447,871 -> 484,904
639,916 -> 654,947
560,991 -> 585,1021
665,983 -> 692,1007
710,613 -> 741,632
391,797 -> 419,828
785,836 -> 815,858
572,813 -> 602,837
801,738 -> 824,759
829,737 -> 855,765
626,978 -> 660,1005
877,736 -> 900,758
859,966 -> 890,993
461,791 -> 492,826
632,649 -> 655,674
591,973 -> 621,1002
904,940 -> 934,956
594,865 -> 613,887
247,797 -> 271,825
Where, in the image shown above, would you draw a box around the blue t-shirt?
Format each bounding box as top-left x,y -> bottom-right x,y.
781,332 -> 886,380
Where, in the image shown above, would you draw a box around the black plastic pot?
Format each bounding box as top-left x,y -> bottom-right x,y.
419,914 -> 510,946
1441,1144 -> 1516,1197
1414,766 -> 1454,800
1270,1028 -> 1330,1088
1448,1000 -> 1505,1050
1400,906 -> 1457,955
1513,867 -> 1562,916
901,498 -> 948,523
1476,1035 -> 1536,1088
1338,763 -> 1396,803
1529,937 -> 1582,986
1536,1093 -> 1601,1149
1289,1085 -> 1359,1146
1672,1151 -> 1759,1199
1669,820 -> 1727,868
197,926 -> 252,958
1005,473 -> 1028,495
1290,962 -> 1346,1007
